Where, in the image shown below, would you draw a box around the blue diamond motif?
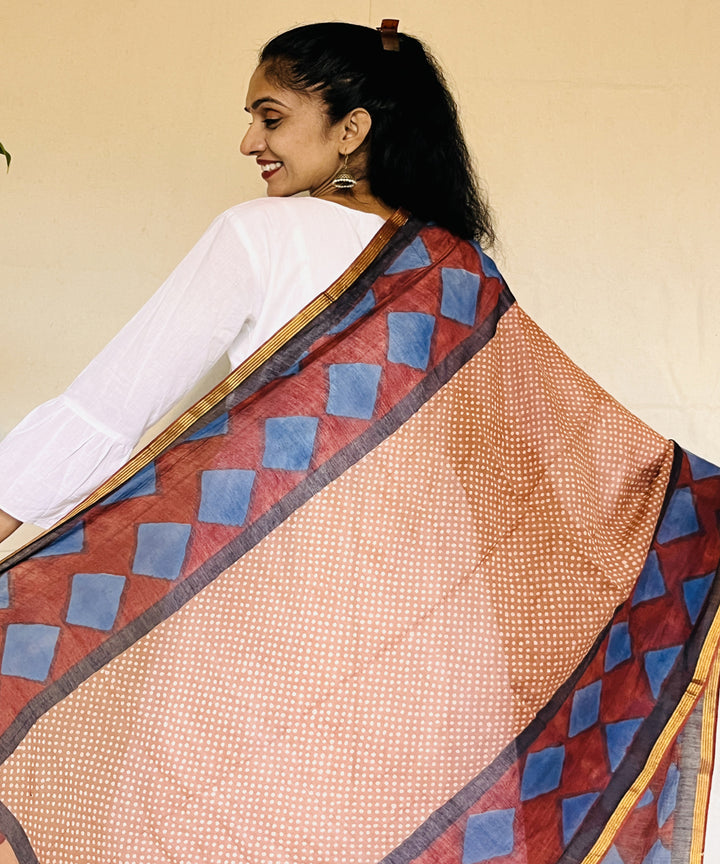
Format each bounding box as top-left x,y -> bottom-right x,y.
198,469 -> 256,526
186,412 -> 230,441
386,236 -> 432,274
605,718 -> 643,771
471,242 -> 504,282
687,451 -> 720,480
327,363 -> 382,420
638,788 -> 654,808
562,792 -> 598,844
605,622 -> 631,672
0,573 -> 9,609
1,623 -> 60,682
34,523 -> 85,558
262,416 -> 319,471
329,290 -> 376,334
462,809 -> 515,863
683,573 -> 713,625
656,488 -> 699,544
66,573 -> 126,631
631,552 -> 666,606
387,312 -> 435,370
642,840 -> 670,864
657,763 -> 679,828
132,523 -> 192,581
520,746 -> 565,801
600,847 -> 626,864
644,645 -> 682,699
569,680 -> 602,737
102,463 -> 157,505
440,268 -> 480,326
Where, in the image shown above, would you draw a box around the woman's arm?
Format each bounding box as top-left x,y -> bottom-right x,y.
0,509 -> 21,543
0,208 -> 262,530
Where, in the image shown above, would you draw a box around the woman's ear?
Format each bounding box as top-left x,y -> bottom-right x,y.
340,108 -> 372,154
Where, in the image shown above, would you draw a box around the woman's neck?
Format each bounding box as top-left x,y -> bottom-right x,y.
311,179 -> 395,220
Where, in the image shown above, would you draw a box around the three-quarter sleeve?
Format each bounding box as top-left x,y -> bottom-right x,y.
0,210 -> 264,528
0,197 -> 385,529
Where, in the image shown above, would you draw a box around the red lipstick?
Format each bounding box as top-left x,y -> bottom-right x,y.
258,160 -> 282,181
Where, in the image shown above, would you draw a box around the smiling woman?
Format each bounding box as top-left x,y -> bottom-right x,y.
0,21 -> 490,539
240,65 -> 387,215
0,19 -> 718,864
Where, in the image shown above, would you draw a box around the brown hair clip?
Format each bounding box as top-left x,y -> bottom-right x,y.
378,19 -> 400,52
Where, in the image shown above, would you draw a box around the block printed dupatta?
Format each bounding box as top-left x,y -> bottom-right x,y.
0,212 -> 719,864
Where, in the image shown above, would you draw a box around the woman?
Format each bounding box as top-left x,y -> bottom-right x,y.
0,21 -> 717,864
0,21 -> 491,542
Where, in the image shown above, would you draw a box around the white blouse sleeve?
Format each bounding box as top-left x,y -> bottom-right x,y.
0,209 -> 265,528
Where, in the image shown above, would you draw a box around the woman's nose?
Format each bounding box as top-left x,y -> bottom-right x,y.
240,122 -> 263,156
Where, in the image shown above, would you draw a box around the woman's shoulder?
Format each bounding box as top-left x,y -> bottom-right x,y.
206,198 -> 385,267
219,196 -> 385,232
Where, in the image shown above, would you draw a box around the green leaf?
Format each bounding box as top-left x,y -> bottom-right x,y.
0,142 -> 11,172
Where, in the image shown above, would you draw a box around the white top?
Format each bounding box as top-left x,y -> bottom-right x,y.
0,196 -> 385,528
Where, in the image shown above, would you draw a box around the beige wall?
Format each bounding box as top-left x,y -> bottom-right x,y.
2,1 -> 718,461
1,0 -> 720,850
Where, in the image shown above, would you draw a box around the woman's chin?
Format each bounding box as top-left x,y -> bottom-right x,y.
265,182 -> 293,198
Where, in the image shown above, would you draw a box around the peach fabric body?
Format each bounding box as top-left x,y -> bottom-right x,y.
0,306 -> 673,863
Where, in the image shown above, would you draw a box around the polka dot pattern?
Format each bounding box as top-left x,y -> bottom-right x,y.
0,306 -> 673,863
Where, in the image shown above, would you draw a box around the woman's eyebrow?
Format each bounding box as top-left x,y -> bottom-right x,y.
245,97 -> 289,112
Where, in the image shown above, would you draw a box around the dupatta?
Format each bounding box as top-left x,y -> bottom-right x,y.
0,213 -> 718,864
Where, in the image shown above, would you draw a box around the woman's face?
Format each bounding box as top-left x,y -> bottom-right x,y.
241,64 -> 345,197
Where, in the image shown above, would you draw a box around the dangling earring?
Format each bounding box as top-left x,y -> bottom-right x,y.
331,153 -> 357,189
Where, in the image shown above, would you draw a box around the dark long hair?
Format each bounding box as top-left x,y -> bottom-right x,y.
260,23 -> 495,246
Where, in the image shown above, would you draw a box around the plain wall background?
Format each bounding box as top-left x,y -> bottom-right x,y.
1,0 -> 719,852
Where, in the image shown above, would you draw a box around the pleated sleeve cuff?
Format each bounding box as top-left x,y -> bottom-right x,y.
0,395 -> 134,528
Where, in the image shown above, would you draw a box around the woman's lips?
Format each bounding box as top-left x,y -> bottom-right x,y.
259,161 -> 282,180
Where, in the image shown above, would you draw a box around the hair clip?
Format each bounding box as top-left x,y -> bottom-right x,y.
377,19 -> 400,52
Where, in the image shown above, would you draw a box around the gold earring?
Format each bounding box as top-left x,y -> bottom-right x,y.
331,153 -> 357,189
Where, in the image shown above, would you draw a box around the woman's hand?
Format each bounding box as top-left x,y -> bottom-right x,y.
0,509 -> 21,544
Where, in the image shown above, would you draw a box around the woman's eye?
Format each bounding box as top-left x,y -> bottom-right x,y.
263,118 -> 280,129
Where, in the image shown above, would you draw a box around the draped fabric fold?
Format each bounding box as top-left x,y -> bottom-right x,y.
0,216 -> 718,864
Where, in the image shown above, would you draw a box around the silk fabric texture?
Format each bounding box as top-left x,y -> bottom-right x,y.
0,215 -> 718,864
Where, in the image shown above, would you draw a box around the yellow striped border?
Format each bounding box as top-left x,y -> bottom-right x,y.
689,649 -> 720,864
